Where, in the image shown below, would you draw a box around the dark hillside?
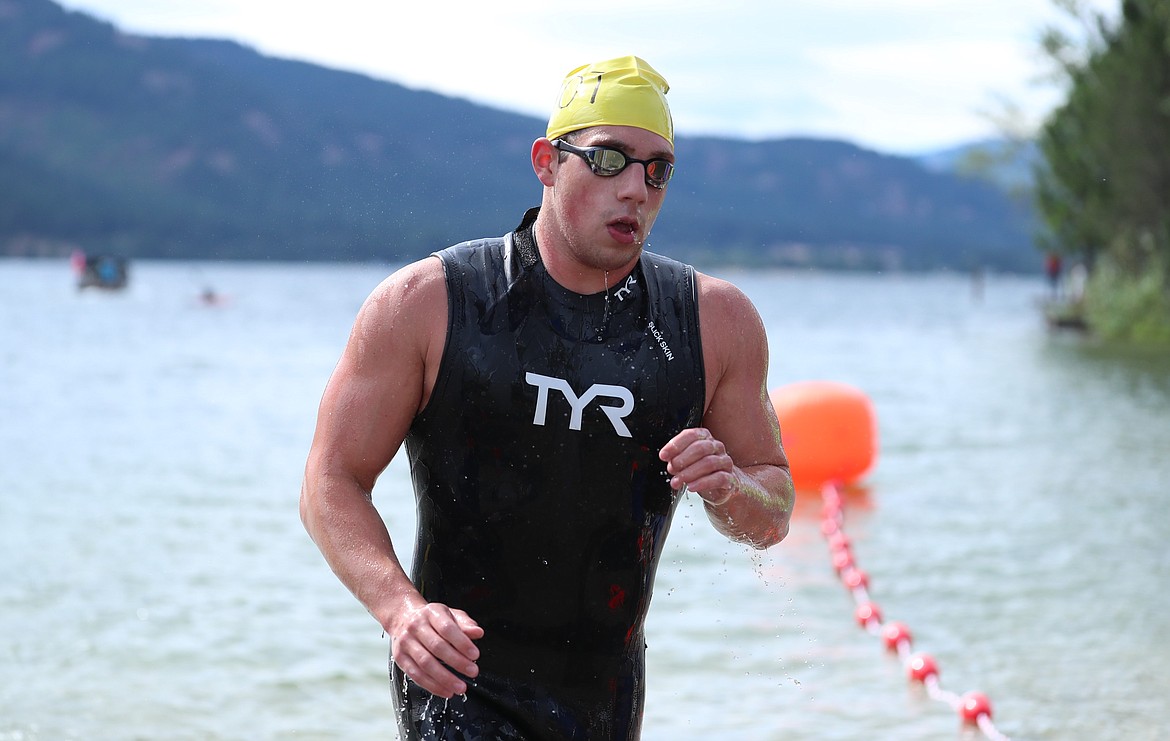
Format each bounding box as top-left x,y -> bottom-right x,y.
1,0 -> 1039,270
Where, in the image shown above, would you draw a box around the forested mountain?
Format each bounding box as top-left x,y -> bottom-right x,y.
1,0 -> 1040,270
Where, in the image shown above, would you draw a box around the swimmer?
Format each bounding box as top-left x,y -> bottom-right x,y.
300,55 -> 794,740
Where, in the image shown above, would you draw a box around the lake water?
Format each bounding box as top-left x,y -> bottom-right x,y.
2,259 -> 1168,740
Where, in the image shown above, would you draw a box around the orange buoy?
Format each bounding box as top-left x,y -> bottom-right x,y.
770,381 -> 877,491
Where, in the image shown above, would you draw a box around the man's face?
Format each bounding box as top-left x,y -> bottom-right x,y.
543,125 -> 674,276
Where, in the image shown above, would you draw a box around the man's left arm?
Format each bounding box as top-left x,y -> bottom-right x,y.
658,274 -> 794,548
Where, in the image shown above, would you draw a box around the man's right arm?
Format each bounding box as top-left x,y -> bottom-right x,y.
299,256 -> 482,698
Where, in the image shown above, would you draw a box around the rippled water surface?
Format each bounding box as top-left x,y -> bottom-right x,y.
2,259 -> 1168,740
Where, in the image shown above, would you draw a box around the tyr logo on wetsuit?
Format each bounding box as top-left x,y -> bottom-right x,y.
525,371 -> 635,437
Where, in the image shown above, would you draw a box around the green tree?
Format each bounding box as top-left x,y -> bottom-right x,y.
1034,0 -> 1170,343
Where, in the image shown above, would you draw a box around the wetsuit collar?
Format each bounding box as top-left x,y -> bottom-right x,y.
511,207 -> 541,270
510,206 -> 643,302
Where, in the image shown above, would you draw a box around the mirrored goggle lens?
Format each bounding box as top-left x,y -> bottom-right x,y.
587,148 -> 673,188
590,148 -> 628,175
644,160 -> 673,187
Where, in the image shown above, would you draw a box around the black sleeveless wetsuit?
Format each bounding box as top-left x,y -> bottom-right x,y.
395,208 -> 705,740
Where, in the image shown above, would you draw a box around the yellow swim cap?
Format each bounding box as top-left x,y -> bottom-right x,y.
546,55 -> 673,145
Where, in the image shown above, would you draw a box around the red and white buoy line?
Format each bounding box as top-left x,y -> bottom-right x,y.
819,481 -> 1011,740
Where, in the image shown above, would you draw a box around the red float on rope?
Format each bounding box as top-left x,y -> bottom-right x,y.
841,567 -> 869,590
854,602 -> 882,629
773,380 -> 1013,740
810,482 -> 1013,739
960,691 -> 994,724
908,653 -> 939,683
880,621 -> 912,652
827,530 -> 851,552
831,549 -> 854,574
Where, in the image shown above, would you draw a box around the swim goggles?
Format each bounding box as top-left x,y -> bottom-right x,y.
552,140 -> 674,189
